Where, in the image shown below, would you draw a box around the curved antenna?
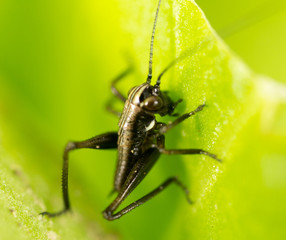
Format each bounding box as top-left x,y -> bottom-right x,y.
146,0 -> 162,84
155,38 -> 212,87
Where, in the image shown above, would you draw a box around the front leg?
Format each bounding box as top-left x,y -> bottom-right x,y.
41,132 -> 118,217
159,103 -> 206,135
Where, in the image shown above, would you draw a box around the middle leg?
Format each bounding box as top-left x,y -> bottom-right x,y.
106,67 -> 133,117
110,67 -> 133,102
157,135 -> 222,162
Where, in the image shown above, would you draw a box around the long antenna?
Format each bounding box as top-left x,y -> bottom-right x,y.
155,38 -> 212,87
146,0 -> 162,84
155,0 -> 284,86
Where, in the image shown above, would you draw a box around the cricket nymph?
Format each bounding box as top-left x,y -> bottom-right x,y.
115,83 -> 177,191
41,0 -> 221,221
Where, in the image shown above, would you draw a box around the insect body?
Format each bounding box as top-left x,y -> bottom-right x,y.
41,0 -> 221,221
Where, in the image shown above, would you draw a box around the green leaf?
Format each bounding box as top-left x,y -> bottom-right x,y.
0,0 -> 286,239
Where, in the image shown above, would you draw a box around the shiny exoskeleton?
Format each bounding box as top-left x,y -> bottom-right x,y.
41,0 -> 221,221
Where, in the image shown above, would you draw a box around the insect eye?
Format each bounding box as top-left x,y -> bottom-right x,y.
141,96 -> 163,111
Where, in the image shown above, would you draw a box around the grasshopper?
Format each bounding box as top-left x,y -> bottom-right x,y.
41,0 -> 221,221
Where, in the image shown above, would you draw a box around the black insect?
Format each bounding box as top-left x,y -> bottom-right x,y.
41,0 -> 221,221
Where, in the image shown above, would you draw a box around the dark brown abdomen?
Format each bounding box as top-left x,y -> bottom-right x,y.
114,101 -> 154,191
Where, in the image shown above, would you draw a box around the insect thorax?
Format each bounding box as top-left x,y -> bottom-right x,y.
118,100 -> 155,152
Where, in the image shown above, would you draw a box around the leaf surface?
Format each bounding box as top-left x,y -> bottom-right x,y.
0,0 -> 285,239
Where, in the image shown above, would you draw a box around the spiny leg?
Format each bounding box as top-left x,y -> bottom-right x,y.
40,132 -> 118,217
104,177 -> 191,221
159,103 -> 206,135
102,148 -> 191,221
157,135 -> 222,162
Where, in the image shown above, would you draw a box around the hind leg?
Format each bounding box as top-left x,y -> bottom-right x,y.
41,132 -> 118,217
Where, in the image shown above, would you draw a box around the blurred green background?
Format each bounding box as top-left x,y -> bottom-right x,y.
0,0 -> 285,239
196,0 -> 286,84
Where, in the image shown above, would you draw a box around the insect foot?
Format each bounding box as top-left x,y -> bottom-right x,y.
102,210 -> 112,221
102,208 -> 119,221
200,151 -> 222,163
191,103 -> 206,114
171,176 -> 194,204
40,209 -> 69,218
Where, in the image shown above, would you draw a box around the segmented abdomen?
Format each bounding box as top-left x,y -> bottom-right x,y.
114,100 -> 153,191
